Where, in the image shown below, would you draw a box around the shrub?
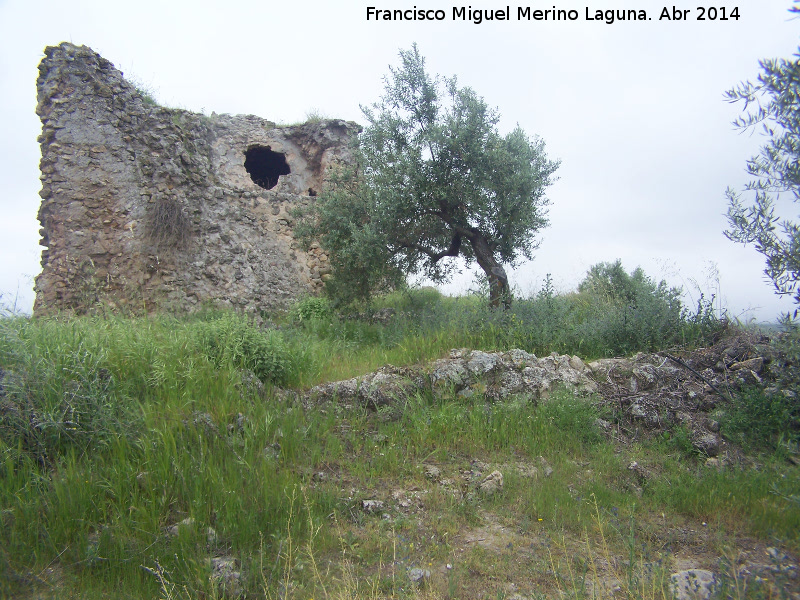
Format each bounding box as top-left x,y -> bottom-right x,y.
0,317 -> 137,464
721,385 -> 799,450
304,108 -> 328,123
661,425 -> 697,458
130,78 -> 158,107
771,319 -> 800,393
568,261 -> 720,356
715,319 -> 800,451
290,296 -> 333,323
191,313 -> 296,386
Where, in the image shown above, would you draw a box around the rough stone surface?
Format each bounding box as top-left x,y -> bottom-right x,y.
34,42 -> 359,315
408,567 -> 431,583
670,569 -> 716,600
730,357 -> 764,373
479,470 -> 504,495
692,433 -> 721,457
308,365 -> 420,408
301,334 -> 776,454
209,556 -> 242,598
362,499 -> 385,514
424,465 -> 441,480
167,517 -> 195,537
306,348 -> 598,409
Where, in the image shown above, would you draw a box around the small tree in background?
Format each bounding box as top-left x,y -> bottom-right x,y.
724,3 -> 800,307
296,44 -> 559,308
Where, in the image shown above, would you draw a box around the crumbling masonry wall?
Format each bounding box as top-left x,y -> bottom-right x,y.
34,42 -> 360,315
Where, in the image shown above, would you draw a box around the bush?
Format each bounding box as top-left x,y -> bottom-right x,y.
716,319 -> 800,451
0,317 -> 137,464
720,386 -> 799,450
290,261 -> 726,362
289,296 -> 333,323
572,261 -> 681,354
191,313 -> 296,386
566,261 -> 725,356
772,319 -> 800,392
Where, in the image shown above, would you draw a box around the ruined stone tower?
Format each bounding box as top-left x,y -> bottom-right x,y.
34,42 -> 360,315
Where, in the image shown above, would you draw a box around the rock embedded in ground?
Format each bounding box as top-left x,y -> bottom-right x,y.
467,350 -> 500,375
206,526 -> 218,545
595,417 -> 612,430
630,402 -> 661,428
308,366 -> 418,408
430,358 -> 470,394
479,470 -> 504,495
301,335 -> 778,451
306,348 -> 600,408
362,499 -> 385,513
627,460 -> 651,483
762,547 -> 798,577
408,567 -> 431,583
515,463 -> 540,478
209,556 -> 242,598
670,569 -> 716,600
730,357 -> 764,373
135,471 -> 149,490
362,369 -> 418,407
569,355 -> 588,372
167,517 -> 195,537
538,456 -> 554,477
423,465 -> 441,480
692,433 -> 721,457
189,412 -> 219,436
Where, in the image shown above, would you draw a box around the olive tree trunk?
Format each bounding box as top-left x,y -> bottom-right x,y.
471,235 -> 511,309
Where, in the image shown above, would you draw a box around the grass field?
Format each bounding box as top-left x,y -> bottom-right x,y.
1,280 -> 798,599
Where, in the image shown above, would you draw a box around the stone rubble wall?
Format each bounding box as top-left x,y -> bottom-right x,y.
302,335 -> 774,456
34,42 -> 360,315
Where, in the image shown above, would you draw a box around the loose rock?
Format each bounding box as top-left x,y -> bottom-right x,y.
408,567 -> 431,584
210,556 -> 242,598
670,569 -> 716,600
167,517 -> 195,537
693,433 -> 721,457
479,470 -> 504,495
424,465 -> 441,480
362,499 -> 385,514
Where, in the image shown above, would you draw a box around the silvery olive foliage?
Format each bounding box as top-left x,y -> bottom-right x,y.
725,3 -> 800,307
296,44 -> 559,308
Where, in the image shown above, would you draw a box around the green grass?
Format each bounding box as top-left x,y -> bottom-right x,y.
1,286 -> 797,599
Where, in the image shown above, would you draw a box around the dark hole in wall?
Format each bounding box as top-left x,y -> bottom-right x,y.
244,146 -> 291,190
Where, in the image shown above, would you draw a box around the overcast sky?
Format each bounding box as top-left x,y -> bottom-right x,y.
1,0 -> 798,321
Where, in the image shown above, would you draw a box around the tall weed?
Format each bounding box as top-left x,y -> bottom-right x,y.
190,312 -> 297,386
720,386 -> 799,450
0,316 -> 138,464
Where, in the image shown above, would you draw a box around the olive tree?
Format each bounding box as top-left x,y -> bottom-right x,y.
297,45 -> 559,308
724,5 -> 800,305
